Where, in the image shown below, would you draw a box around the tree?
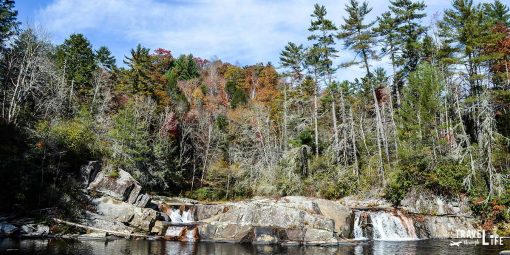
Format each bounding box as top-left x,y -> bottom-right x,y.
375,11 -> 403,105
95,46 -> 116,71
172,54 -> 200,81
55,34 -> 97,98
389,0 -> 427,75
483,0 -> 510,26
121,44 -> 152,95
339,0 -> 377,76
0,0 -> 18,51
307,4 -> 338,157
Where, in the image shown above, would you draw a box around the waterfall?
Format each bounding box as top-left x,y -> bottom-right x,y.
353,210 -> 418,241
169,208 -> 195,223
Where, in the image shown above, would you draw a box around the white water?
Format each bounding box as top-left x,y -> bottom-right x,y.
169,208 -> 195,223
353,211 -> 418,241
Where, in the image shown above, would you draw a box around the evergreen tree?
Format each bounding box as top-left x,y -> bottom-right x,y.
279,42 -> 305,82
95,46 -> 116,71
0,0 -> 18,51
172,54 -> 200,81
389,0 -> 427,75
307,4 -> 338,157
122,44 -> 152,95
483,0 -> 510,26
440,0 -> 492,94
338,0 -> 377,76
55,34 -> 97,97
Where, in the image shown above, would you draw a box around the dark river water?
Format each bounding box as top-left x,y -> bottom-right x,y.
1,238 -> 510,255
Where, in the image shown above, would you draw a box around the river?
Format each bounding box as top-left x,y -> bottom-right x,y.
1,238 -> 510,255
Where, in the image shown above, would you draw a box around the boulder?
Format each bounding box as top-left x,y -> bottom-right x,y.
20,224 -> 50,237
0,223 -> 17,236
315,198 -> 352,237
130,207 -> 158,232
82,213 -> 136,235
198,196 -> 342,244
87,169 -> 142,204
91,196 -> 158,233
400,188 -> 472,217
164,226 -> 186,240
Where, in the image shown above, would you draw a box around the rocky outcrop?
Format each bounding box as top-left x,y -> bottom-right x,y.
20,224 -> 50,237
400,188 -> 472,217
92,196 -> 158,232
415,215 -> 478,239
198,196 -> 351,245
88,169 -> 142,204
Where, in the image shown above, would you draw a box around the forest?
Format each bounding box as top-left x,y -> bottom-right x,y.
0,0 -> 510,229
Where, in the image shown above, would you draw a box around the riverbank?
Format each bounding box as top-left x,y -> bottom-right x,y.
0,161 -> 491,245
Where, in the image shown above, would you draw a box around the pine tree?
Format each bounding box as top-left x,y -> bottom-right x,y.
55,34 -> 97,98
389,0 -> 427,75
440,0 -> 492,94
279,42 -> 305,82
122,44 -> 152,95
95,46 -> 116,71
338,0 -> 377,76
307,4 -> 338,157
0,0 -> 19,51
483,0 -> 510,26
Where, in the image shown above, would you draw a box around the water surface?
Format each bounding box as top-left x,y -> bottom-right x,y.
1,238 -> 509,255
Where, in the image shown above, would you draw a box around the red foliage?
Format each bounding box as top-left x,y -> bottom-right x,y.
159,112 -> 179,138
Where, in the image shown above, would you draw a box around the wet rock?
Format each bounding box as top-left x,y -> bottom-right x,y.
164,226 -> 186,240
253,227 -> 280,244
0,223 -> 17,236
21,224 -> 50,237
87,169 -> 142,204
304,229 -> 338,245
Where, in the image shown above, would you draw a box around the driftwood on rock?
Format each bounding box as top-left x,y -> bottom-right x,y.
52,218 -> 148,239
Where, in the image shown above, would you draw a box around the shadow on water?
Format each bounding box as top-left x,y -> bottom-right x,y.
1,238 -> 510,255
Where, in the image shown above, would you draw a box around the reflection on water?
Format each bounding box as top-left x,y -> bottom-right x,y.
1,238 -> 509,255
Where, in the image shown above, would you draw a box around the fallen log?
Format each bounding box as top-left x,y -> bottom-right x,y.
52,218 -> 148,239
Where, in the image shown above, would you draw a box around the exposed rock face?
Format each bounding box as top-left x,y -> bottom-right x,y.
92,196 -> 158,232
198,196 -> 352,244
400,188 -> 472,217
88,170 -> 142,204
415,216 -> 478,239
80,161 -> 101,187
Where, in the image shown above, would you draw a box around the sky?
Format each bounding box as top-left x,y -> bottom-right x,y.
15,0 -> 476,80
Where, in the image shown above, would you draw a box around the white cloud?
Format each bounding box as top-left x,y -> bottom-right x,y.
35,0 -> 452,81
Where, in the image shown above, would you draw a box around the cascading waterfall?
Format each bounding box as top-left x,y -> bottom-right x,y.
169,207 -> 195,223
353,210 -> 418,241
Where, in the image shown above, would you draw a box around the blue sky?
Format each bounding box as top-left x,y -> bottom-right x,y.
15,0 -> 479,80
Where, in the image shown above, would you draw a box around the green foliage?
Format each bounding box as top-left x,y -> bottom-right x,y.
95,46 -> 116,71
56,34 -> 97,96
172,54 -> 200,80
121,44 -> 152,94
0,0 -> 19,50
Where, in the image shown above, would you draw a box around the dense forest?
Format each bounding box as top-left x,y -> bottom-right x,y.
1,0 -> 510,228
